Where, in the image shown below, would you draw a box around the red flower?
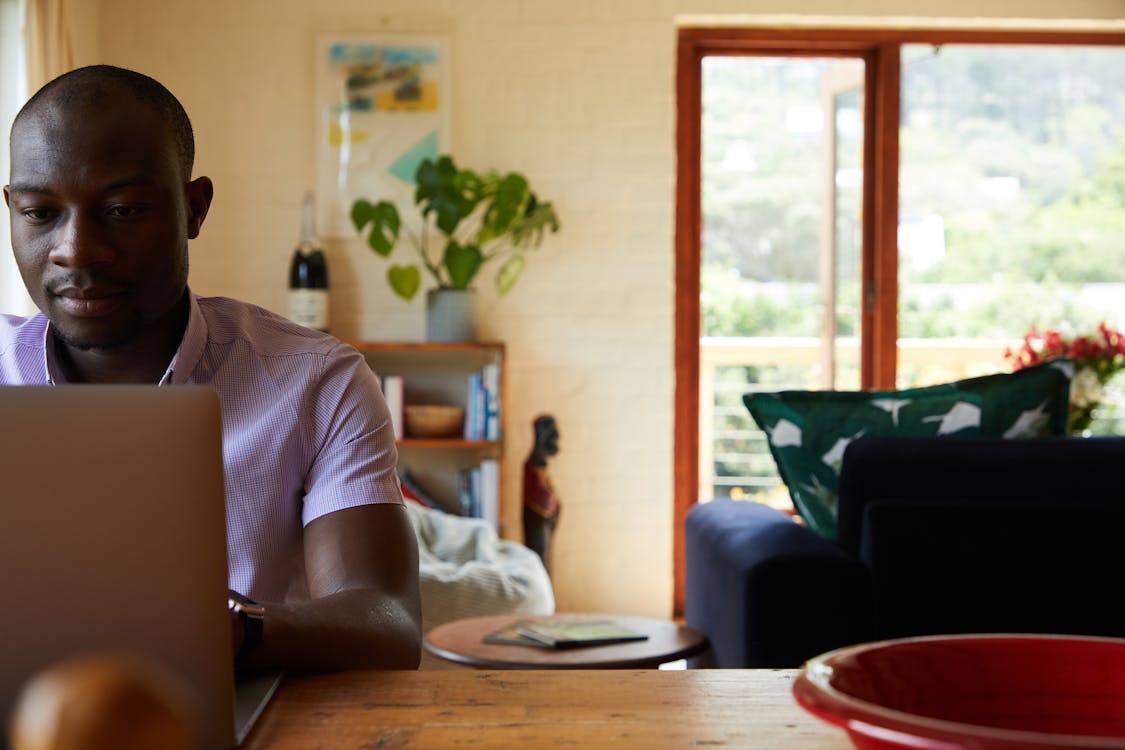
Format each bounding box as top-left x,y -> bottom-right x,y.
1007,322 -> 1125,383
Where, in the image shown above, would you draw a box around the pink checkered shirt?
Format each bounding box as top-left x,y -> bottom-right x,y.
0,293 -> 402,602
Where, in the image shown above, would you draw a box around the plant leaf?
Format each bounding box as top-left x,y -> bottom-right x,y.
453,169 -> 488,203
442,240 -> 483,290
350,198 -> 374,232
387,264 -> 421,300
415,155 -> 478,236
509,199 -> 561,248
351,199 -> 401,256
478,173 -> 529,245
496,254 -> 526,295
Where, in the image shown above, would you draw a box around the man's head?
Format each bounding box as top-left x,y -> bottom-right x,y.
4,65 -> 212,352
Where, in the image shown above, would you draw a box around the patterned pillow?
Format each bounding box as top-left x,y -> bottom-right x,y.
744,358 -> 1074,540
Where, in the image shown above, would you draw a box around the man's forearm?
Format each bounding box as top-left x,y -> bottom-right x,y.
243,589 -> 421,673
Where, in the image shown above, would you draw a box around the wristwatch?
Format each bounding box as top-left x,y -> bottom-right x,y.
228,590 -> 266,662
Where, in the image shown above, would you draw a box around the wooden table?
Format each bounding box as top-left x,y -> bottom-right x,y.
242,668 -> 851,749
423,613 -> 710,669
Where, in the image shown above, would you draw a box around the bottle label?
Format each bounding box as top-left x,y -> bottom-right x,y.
289,289 -> 329,331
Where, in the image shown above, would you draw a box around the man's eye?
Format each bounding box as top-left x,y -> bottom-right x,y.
19,207 -> 55,223
108,205 -> 146,218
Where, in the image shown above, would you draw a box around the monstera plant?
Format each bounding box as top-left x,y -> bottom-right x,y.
350,155 -> 560,301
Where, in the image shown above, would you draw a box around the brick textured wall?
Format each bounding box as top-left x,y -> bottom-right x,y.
97,0 -> 1125,617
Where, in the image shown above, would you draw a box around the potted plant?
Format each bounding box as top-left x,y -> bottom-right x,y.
350,154 -> 560,341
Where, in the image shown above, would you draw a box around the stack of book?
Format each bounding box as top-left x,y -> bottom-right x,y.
380,374 -> 405,439
463,362 -> 501,441
457,459 -> 500,528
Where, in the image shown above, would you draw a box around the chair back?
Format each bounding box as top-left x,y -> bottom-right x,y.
838,435 -> 1125,640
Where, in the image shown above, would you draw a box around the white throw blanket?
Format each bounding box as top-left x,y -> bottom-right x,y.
404,502 -> 555,635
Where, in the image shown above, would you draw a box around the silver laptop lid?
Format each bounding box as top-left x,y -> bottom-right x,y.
0,385 -> 235,750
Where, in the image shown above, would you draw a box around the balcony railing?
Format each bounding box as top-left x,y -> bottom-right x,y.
699,336 -> 1124,503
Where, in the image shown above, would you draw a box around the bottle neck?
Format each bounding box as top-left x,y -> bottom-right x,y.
300,192 -> 318,246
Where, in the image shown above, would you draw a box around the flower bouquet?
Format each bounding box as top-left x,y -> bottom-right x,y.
1004,323 -> 1125,435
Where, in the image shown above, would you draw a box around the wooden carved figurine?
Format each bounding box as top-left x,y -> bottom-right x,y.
523,414 -> 561,575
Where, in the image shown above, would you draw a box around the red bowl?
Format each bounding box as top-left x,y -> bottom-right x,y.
793,633 -> 1125,750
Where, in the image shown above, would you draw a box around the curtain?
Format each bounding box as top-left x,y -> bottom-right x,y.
0,0 -> 33,315
23,0 -> 74,92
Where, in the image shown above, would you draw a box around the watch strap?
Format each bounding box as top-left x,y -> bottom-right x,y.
228,591 -> 265,662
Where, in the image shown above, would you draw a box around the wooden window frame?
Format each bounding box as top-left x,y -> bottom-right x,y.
673,25 -> 1125,615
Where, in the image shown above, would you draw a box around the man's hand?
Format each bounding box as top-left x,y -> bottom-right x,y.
237,503 -> 422,673
229,596 -> 245,656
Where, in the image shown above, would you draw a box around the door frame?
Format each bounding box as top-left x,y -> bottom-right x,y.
673,24 -> 1125,615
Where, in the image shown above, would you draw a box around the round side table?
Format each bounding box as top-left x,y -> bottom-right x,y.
424,613 -> 710,670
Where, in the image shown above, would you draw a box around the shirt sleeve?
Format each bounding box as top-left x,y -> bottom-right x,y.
300,342 -> 404,526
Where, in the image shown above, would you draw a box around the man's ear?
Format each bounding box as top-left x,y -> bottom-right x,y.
186,177 -> 214,239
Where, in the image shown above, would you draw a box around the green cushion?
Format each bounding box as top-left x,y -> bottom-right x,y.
744,358 -> 1074,540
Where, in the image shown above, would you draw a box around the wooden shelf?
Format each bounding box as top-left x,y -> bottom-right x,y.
348,340 -> 504,353
352,341 -> 507,532
397,438 -> 500,449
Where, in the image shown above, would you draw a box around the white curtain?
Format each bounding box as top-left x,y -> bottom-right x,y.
0,0 -> 33,316
0,0 -> 77,316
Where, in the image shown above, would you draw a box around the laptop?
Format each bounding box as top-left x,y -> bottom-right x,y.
0,385 -> 279,749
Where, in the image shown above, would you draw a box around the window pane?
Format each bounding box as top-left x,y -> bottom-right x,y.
899,45 -> 1125,432
700,55 -> 864,502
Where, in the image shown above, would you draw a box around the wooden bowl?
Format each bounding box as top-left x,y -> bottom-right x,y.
405,405 -> 464,438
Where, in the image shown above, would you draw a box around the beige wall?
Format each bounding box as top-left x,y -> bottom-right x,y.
94,0 -> 1124,617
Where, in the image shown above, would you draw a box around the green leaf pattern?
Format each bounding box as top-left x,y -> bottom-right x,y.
745,359 -> 1073,540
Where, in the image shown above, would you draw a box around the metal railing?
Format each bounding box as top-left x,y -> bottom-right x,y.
699,336 -> 1124,502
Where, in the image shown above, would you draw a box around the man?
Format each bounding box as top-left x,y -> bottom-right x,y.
1,65 -> 421,672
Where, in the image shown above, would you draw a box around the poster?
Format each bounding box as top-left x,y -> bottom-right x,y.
316,33 -> 451,237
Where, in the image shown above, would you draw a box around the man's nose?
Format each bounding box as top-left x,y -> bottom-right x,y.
47,212 -> 115,268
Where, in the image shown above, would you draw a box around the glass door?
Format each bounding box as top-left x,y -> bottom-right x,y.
698,55 -> 866,503
897,44 -> 1125,431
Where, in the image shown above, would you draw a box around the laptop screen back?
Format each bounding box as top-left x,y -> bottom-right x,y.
0,385 -> 235,749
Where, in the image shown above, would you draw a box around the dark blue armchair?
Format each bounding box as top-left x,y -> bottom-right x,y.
685,435 -> 1125,667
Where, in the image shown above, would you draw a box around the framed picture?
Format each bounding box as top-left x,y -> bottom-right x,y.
315,33 -> 452,237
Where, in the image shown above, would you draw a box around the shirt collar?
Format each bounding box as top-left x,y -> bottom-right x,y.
41,290 -> 208,386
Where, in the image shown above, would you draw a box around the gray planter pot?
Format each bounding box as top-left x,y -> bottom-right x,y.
426,288 -> 478,342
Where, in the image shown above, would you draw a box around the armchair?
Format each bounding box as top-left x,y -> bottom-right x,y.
685,435 -> 1125,668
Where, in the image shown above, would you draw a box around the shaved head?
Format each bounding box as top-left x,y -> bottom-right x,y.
14,65 -> 195,178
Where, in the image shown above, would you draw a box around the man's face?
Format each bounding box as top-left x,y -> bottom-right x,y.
4,91 -> 203,350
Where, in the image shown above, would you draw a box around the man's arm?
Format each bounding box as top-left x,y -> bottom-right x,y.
237,503 -> 422,673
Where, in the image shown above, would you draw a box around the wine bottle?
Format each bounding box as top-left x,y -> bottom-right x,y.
288,191 -> 330,332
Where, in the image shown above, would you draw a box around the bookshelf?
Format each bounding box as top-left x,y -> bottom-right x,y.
350,341 -> 506,533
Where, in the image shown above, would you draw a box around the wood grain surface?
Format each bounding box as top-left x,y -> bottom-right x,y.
242,668 -> 851,749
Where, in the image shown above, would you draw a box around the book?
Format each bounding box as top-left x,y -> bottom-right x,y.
456,468 -> 474,517
482,623 -> 542,646
498,620 -> 649,649
469,465 -> 482,518
482,361 -> 501,440
479,459 -> 500,530
463,371 -> 483,440
381,375 -> 404,440
398,469 -> 442,511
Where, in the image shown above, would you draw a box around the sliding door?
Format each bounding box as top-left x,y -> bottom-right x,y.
674,26 -> 1125,614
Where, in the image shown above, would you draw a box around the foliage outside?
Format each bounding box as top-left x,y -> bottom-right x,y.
702,49 -> 1125,344
700,46 -> 1125,499
351,155 -> 560,300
